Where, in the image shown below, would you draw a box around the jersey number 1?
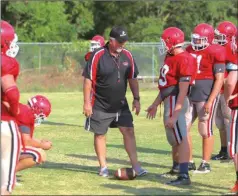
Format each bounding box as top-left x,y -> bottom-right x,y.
159,64 -> 169,86
191,54 -> 202,73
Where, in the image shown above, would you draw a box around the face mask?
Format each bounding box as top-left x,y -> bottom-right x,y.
116,47 -> 123,53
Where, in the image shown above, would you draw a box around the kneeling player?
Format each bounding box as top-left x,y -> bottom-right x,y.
15,95 -> 52,172
147,27 -> 196,185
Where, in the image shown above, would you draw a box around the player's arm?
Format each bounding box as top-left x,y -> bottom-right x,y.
22,134 -> 52,150
146,92 -> 162,119
172,78 -> 190,119
1,74 -> 20,116
82,52 -> 95,117
128,57 -> 140,115
224,63 -> 238,102
207,64 -> 225,104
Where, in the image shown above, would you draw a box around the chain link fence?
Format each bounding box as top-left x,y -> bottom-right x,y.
17,42 -> 163,82
16,42 -> 190,92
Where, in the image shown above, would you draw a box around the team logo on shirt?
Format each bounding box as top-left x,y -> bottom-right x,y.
122,61 -> 129,66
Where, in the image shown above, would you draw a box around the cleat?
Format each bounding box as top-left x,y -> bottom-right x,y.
98,167 -> 109,177
212,151 -> 229,160
188,162 -> 196,171
166,173 -> 191,185
193,162 -> 211,174
159,167 -> 179,178
136,168 -> 148,177
230,181 -> 238,194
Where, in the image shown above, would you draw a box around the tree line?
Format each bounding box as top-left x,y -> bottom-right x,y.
1,0 -> 237,42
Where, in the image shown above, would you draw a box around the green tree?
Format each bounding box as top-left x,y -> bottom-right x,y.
64,1 -> 94,39
5,1 -> 77,42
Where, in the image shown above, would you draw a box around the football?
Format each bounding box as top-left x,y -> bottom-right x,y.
114,168 -> 137,180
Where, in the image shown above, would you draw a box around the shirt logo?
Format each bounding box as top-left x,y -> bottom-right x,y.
122,61 -> 129,66
120,31 -> 126,37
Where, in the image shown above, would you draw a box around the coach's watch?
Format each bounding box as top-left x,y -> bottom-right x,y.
133,96 -> 140,101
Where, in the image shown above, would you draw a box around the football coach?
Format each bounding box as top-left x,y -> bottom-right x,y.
82,26 -> 147,177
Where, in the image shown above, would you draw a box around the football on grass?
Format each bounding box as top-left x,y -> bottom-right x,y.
114,168 -> 137,180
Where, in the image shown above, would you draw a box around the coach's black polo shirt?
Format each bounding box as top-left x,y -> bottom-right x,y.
83,43 -> 139,113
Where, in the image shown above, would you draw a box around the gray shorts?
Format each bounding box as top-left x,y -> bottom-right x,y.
228,109 -> 238,158
185,97 -> 219,138
163,95 -> 189,146
215,94 -> 231,131
84,104 -> 133,135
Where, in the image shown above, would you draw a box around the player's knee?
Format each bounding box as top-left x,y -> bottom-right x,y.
120,127 -> 134,137
199,132 -> 210,139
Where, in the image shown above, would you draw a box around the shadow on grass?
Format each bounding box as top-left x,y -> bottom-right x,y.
107,144 -> 202,159
66,154 -> 170,169
102,182 -> 226,195
39,161 -> 227,195
39,161 -> 99,174
42,121 -> 82,127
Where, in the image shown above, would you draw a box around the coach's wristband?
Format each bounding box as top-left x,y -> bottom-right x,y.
134,97 -> 140,101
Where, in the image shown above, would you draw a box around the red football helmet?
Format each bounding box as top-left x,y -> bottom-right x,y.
191,23 -> 214,51
213,21 -> 237,45
231,28 -> 238,53
28,95 -> 52,126
1,20 -> 19,58
90,35 -> 105,52
159,27 -> 184,55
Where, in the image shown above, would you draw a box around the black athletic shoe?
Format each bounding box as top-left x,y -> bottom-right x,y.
211,151 -> 229,160
160,167 -> 179,178
166,173 -> 191,185
193,162 -> 211,174
188,162 -> 196,171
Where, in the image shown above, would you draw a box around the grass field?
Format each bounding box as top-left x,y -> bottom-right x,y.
14,91 -> 234,195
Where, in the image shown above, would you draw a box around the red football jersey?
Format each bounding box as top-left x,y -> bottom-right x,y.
186,44 -> 226,80
1,54 -> 20,121
84,52 -> 92,62
16,103 -> 35,138
229,82 -> 238,109
221,43 -> 237,93
158,51 -> 195,90
1,54 -> 20,101
1,103 -> 16,121
226,53 -> 238,109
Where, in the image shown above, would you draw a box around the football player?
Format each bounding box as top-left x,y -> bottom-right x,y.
15,95 -> 52,173
1,20 -> 21,195
84,35 -> 105,62
186,23 -> 225,173
212,21 -> 237,160
147,27 -> 196,185
224,29 -> 238,194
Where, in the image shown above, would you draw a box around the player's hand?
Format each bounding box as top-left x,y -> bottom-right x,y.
204,101 -> 212,115
132,100 -> 140,115
165,116 -> 177,129
41,140 -> 52,150
146,104 -> 157,119
83,102 -> 93,117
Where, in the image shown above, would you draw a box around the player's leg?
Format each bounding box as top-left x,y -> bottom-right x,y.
118,104 -> 147,176
166,96 -> 191,185
186,101 -> 197,170
1,121 -> 21,195
228,109 -> 238,194
84,109 -> 115,177
195,98 -> 218,173
213,94 -> 230,160
16,147 -> 46,172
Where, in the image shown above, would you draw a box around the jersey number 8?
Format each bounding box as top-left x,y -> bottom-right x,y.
159,64 -> 169,86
